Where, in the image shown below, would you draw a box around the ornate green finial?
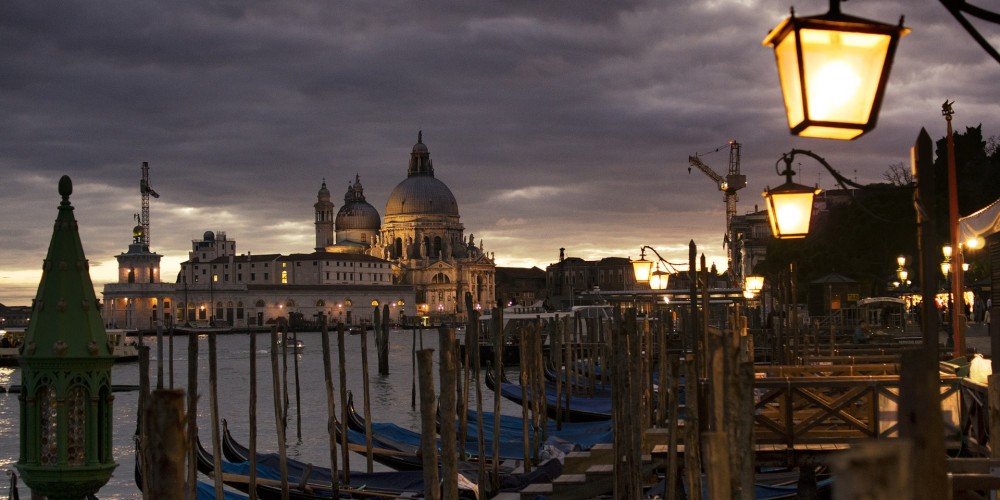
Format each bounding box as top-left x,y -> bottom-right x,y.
59,175 -> 72,204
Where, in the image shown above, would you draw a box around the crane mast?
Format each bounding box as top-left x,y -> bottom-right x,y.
687,141 -> 746,280
139,161 -> 159,248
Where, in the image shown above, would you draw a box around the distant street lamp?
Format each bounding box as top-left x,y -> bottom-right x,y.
762,151 -> 822,239
762,0 -> 909,140
745,275 -> 765,297
630,246 -> 682,289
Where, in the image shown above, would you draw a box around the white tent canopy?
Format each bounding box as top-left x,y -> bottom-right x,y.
960,197 -> 1000,242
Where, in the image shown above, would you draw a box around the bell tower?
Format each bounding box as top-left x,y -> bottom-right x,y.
315,179 -> 335,250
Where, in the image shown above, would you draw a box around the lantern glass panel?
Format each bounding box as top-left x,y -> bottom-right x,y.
799,29 -> 891,126
766,189 -> 816,238
775,33 -> 804,128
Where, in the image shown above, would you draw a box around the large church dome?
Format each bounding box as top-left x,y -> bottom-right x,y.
385,132 -> 459,217
336,174 -> 381,230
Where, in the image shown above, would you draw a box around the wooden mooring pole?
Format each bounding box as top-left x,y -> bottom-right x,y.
186,328 -> 198,500
270,327 -> 290,500
337,322 -> 351,482
320,317 -> 340,498
143,389 -> 186,500
209,331 -> 224,499
249,328 -> 258,500
439,328 -> 459,499
360,320 -> 374,472
416,348 -> 440,500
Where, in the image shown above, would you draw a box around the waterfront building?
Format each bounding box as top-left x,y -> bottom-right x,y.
729,207 -> 771,280
102,224 -> 175,330
545,248 -> 638,309
0,303 -> 32,328
101,133 -> 494,329
495,266 -> 547,308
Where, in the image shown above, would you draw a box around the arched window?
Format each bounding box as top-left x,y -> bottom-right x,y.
432,272 -> 450,284
66,384 -> 87,465
237,301 -> 245,320
127,269 -> 135,283
433,236 -> 442,257
285,299 -> 296,307
316,299 -> 325,307
394,237 -> 403,258
38,383 -> 58,465
255,299 -> 266,308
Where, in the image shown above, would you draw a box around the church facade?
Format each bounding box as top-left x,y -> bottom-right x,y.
102,134 -> 495,330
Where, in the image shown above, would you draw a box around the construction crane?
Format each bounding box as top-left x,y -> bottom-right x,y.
688,141 -> 746,279
139,161 -> 159,248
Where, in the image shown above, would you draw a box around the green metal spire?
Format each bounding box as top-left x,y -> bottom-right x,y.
17,175 -> 117,499
23,175 -> 112,359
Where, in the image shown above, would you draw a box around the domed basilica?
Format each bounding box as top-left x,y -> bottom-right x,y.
102,134 -> 494,332
316,132 -> 496,317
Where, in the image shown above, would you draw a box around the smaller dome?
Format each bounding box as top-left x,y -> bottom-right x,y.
203,231 -> 215,242
336,203 -> 381,230
336,175 -> 381,230
132,225 -> 144,238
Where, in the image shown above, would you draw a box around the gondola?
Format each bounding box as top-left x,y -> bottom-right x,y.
341,391 -> 530,466
200,432 -> 467,499
541,362 -> 615,394
133,437 -> 250,500
223,421 -> 562,496
441,406 -> 614,451
485,365 -> 613,422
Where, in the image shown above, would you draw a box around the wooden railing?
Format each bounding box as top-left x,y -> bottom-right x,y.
753,374 -> 963,447
958,377 -> 991,457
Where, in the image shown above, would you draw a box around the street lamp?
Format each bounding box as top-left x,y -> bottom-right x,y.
745,275 -> 766,297
762,0 -> 909,140
762,151 -> 822,239
630,246 -> 682,288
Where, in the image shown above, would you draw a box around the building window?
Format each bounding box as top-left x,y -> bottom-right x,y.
281,270 -> 288,284
237,302 -> 245,319
264,273 -> 269,280
250,273 -> 255,281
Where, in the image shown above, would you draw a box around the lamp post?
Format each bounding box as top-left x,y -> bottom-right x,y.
941,245 -> 957,350
762,0 -> 909,140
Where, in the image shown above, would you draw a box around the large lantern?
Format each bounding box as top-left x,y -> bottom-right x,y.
762,0 -> 909,140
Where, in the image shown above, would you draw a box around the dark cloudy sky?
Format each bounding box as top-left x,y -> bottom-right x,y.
1,1 -> 997,305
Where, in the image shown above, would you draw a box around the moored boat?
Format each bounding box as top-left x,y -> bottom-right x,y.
0,328 -> 138,367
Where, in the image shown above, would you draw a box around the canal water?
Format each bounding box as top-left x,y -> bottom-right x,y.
1,328 -> 515,498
